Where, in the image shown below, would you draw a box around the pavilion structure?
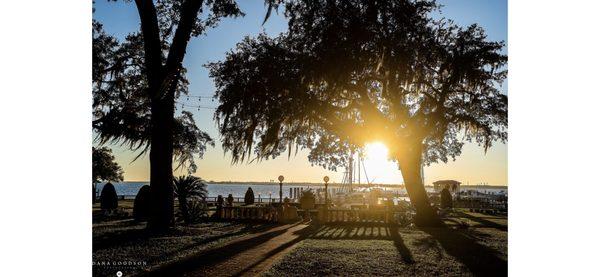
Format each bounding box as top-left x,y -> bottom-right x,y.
433,180 -> 461,193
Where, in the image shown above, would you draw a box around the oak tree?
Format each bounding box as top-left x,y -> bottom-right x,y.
209,0 -> 507,225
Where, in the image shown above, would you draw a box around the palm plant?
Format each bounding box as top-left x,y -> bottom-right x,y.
173,175 -> 208,224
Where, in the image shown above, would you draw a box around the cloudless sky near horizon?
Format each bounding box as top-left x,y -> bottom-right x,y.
93,0 -> 507,185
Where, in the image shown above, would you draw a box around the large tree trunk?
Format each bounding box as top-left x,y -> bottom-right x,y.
147,95 -> 175,231
397,142 -> 442,227
135,0 -> 203,231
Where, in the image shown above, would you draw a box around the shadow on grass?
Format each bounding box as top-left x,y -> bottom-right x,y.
421,227 -> 507,276
93,222 -> 276,252
142,223 -> 304,276
229,224 -> 317,277
453,211 -> 507,231
145,224 -> 281,265
389,226 -> 415,263
93,228 -> 150,251
309,224 -> 414,263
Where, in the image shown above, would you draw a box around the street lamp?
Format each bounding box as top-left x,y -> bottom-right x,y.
278,175 -> 284,203
323,176 -> 329,207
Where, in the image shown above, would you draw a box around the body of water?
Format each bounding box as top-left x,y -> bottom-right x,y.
95,182 -> 508,199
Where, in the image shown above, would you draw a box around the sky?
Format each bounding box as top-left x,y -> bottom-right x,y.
93,0 -> 508,186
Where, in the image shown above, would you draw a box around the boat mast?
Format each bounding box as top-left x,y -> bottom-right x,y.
348,149 -> 354,192
357,151 -> 361,185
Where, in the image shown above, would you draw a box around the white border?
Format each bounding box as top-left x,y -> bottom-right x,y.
510,0 -> 600,275
2,0 -> 600,275
0,0 -> 92,276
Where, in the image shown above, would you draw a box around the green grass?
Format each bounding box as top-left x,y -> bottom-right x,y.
264,210 -> 507,276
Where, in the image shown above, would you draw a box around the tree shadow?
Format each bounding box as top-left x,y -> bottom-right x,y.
142,223 -> 304,276
389,226 -> 415,264
309,224 -> 414,263
230,224 -> 317,277
146,224 -> 281,265
420,227 -> 507,276
453,211 -> 507,231
93,228 -> 150,251
93,222 -> 277,252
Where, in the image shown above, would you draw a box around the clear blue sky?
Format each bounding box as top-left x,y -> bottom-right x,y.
93,0 -> 507,185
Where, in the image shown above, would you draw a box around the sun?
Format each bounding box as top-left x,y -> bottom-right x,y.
365,142 -> 389,161
361,142 -> 402,184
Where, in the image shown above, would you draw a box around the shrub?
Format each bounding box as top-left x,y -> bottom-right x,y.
300,189 -> 316,210
185,199 -> 209,223
441,187 -> 453,209
133,185 -> 151,221
244,187 -> 255,205
174,175 -> 208,224
100,182 -> 118,211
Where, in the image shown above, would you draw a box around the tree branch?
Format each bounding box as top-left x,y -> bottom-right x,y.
165,0 -> 204,76
134,0 -> 164,96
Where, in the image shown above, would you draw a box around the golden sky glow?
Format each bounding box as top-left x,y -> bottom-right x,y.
109,140 -> 507,186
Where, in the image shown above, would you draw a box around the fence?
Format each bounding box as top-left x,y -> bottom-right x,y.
213,205 -> 409,225
319,207 -> 407,225
218,206 -> 280,222
205,197 -> 298,204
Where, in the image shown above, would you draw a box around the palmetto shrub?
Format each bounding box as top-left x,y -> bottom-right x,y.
185,199 -> 209,223
173,175 -> 208,224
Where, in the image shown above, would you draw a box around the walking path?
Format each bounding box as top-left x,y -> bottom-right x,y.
144,222 -> 312,277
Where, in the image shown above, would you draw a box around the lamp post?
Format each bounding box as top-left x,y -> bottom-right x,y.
323,176 -> 329,207
278,175 -> 284,203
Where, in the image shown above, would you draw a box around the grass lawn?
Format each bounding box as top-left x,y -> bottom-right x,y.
265,210 -> 507,276
93,200 -> 275,276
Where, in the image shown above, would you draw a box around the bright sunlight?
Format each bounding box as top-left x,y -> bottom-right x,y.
362,142 -> 403,184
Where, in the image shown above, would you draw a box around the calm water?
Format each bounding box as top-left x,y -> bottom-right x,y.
95,182 -> 507,199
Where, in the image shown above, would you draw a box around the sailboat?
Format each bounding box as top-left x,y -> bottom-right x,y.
340,150 -> 373,193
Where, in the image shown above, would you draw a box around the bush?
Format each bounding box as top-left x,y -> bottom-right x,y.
441,187 -> 453,209
300,189 -> 315,210
174,175 -> 208,224
100,182 -> 118,211
185,199 -> 209,223
133,185 -> 151,221
244,187 -> 255,205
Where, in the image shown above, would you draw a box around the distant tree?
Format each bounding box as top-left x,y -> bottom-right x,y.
92,147 -> 124,203
100,182 -> 118,211
244,187 -> 255,205
173,175 -> 208,224
208,0 -> 506,226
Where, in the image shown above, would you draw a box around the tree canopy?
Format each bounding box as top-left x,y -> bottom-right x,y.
92,147 -> 124,183
93,0 -> 249,229
208,0 -> 507,170
91,0 -> 247,173
209,0 -> 506,225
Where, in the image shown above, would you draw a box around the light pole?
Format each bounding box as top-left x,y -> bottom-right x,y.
323,176 -> 329,207
278,175 -> 284,203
